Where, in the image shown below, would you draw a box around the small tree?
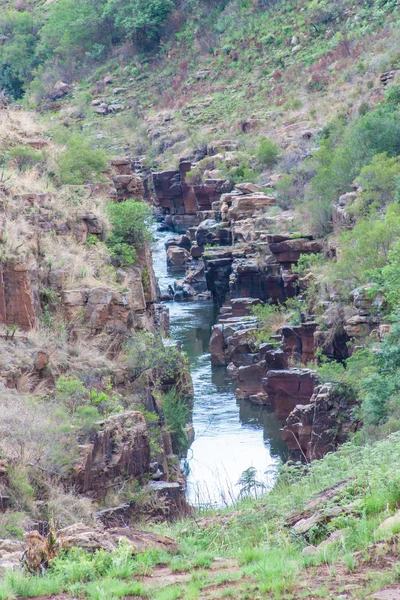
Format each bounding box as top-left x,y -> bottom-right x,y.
256,137 -> 280,167
106,199 -> 152,267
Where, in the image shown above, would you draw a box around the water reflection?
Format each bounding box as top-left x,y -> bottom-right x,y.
152,230 -> 286,506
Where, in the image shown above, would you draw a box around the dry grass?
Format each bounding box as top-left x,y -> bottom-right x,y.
0,110 -> 43,148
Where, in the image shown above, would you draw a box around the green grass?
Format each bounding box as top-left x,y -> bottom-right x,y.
4,431 -> 400,598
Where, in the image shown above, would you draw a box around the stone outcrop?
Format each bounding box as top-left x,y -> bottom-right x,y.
263,368 -> 317,421
0,264 -> 39,330
75,411 -> 151,498
281,384 -> 360,461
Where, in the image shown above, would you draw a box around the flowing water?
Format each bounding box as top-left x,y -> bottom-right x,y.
152,230 -> 287,506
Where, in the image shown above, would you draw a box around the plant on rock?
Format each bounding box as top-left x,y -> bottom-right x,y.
106,199 -> 152,267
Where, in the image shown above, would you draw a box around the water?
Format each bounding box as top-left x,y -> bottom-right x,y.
152,230 -> 287,506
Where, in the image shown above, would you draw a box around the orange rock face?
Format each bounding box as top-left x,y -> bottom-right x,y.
0,265 -> 38,330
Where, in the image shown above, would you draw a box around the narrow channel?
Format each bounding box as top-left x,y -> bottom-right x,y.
152,230 -> 287,507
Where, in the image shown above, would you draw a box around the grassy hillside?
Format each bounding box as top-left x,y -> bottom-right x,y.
3,432 -> 400,598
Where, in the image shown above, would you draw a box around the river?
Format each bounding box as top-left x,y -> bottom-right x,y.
152,230 -> 287,507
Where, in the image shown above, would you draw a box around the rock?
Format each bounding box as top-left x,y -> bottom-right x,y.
165,235 -> 191,251
0,264 -> 39,330
167,247 -> 190,269
22,523 -> 178,573
235,182 -> 265,194
34,350 -> 49,371
48,81 -> 71,100
74,411 -> 150,498
263,368 -> 316,421
147,481 -> 192,520
269,238 -> 323,264
281,323 -> 317,364
281,384 -> 360,461
228,195 -> 275,220
196,219 -> 232,247
207,140 -> 240,155
377,510 -> 400,536
370,589 -> 400,599
210,325 -> 226,366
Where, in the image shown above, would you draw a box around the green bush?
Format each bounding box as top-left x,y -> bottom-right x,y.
306,105 -> 400,235
256,137 -> 280,167
0,10 -> 39,99
162,389 -> 189,455
104,0 -> 175,47
328,203 -> 400,293
58,134 -> 107,185
9,145 -> 42,171
106,199 -> 152,267
349,153 -> 400,218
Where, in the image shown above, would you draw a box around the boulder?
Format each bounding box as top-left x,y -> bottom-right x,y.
207,140 -> 240,155
228,195 -> 275,220
280,323 -> 317,364
167,247 -> 190,269
269,238 -> 323,264
165,235 -> 191,251
0,264 -> 39,330
234,183 -> 265,194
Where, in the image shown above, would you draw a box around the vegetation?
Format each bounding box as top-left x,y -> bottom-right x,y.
4,432 -> 400,597
106,199 -> 152,267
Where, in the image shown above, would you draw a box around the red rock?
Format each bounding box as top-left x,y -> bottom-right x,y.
0,264 -> 38,330
228,195 -> 275,220
281,323 -> 317,364
281,384 -> 360,461
210,325 -> 226,366
263,368 -> 316,421
166,247 -> 190,269
75,411 -> 150,497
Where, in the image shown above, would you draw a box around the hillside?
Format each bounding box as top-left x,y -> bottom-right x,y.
1,0 -> 400,598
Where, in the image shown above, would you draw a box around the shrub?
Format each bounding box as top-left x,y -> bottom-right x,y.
124,332 -> 187,386
305,104 -> 400,235
328,203 -> 400,292
103,0 -> 175,47
256,137 -> 280,167
58,134 -> 107,185
8,145 -> 41,171
350,153 -> 400,218
106,199 -> 152,267
162,389 -> 189,455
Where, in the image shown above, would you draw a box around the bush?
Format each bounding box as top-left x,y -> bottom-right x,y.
305,104 -> 400,235
9,145 -> 42,171
106,199 -> 152,267
124,332 -> 187,386
58,134 -> 107,185
162,389 -> 189,455
104,0 -> 175,47
256,137 -> 280,167
328,203 -> 400,292
350,153 -> 400,217
0,10 -> 39,99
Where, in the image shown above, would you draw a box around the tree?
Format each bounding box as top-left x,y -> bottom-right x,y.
0,10 -> 40,99
58,134 -> 107,185
39,0 -> 111,63
103,0 -> 175,47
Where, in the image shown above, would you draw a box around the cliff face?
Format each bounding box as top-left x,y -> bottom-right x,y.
0,108 -> 192,534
